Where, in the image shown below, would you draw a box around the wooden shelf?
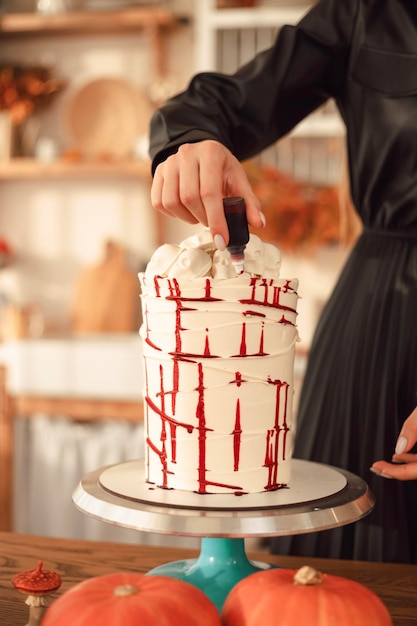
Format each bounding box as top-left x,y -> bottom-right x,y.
207,6 -> 310,29
0,8 -> 184,38
0,158 -> 151,181
0,8 -> 186,181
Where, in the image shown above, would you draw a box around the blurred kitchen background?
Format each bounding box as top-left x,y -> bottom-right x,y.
0,0 -> 361,546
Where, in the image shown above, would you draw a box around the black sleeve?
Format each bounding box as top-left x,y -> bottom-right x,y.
149,0 -> 359,173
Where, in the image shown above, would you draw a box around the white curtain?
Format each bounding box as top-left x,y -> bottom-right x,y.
13,416 -> 199,549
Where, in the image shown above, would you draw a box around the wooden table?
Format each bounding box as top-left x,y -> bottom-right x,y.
1,532 -> 416,625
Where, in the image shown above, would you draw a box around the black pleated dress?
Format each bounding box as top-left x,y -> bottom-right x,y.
274,230 -> 417,563
149,0 -> 417,563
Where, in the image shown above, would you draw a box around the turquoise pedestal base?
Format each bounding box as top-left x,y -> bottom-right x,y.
147,537 -> 274,612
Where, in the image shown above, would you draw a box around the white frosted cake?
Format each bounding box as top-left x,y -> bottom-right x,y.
139,230 -> 299,495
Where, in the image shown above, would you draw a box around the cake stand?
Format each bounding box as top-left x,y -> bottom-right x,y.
73,459 -> 374,611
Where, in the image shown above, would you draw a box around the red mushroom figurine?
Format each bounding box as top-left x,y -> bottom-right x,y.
12,561 -> 62,626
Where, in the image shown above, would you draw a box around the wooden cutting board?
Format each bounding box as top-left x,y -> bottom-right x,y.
72,241 -> 140,334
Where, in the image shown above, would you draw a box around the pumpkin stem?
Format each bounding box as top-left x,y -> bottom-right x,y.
294,566 -> 323,586
114,584 -> 139,597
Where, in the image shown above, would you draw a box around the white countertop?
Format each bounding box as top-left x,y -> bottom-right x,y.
0,334 -> 144,399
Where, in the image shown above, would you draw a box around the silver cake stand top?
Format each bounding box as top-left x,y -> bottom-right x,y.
72,459 -> 375,538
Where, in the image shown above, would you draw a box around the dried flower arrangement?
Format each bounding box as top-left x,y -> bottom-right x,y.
245,160 -> 362,252
0,235 -> 13,269
0,63 -> 65,125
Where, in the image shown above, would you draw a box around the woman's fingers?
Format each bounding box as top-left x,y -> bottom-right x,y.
371,459 -> 417,480
151,140 -> 265,243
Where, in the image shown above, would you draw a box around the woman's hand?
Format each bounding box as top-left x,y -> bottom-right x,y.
151,140 -> 265,248
371,406 -> 417,480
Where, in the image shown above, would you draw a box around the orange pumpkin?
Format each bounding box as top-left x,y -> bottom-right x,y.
42,572 -> 221,626
222,566 -> 393,626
